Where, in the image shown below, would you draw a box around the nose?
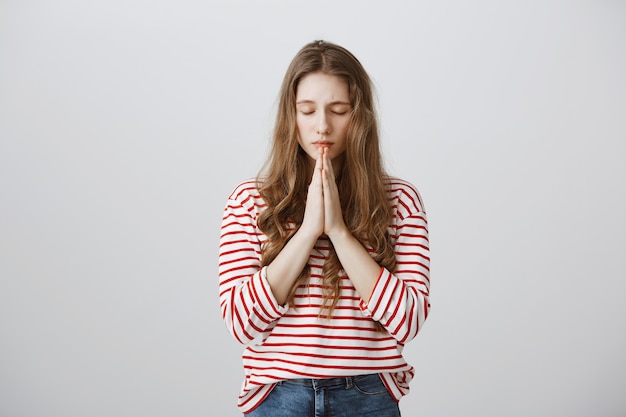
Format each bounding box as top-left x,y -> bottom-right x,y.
316,112 -> 330,135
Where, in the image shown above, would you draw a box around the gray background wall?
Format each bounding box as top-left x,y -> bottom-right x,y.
1,1 -> 624,416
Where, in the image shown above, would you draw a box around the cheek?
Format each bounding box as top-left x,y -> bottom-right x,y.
296,117 -> 308,135
338,119 -> 350,136
295,120 -> 307,145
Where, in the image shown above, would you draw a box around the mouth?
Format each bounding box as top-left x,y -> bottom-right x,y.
313,141 -> 333,147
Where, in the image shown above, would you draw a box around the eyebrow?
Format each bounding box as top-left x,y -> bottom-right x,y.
295,100 -> 351,105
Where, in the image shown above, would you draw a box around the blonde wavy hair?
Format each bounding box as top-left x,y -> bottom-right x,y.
257,40 -> 396,319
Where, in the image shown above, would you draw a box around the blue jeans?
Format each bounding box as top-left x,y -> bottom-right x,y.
244,373 -> 401,417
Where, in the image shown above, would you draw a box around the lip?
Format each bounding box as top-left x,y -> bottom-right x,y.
313,141 -> 333,147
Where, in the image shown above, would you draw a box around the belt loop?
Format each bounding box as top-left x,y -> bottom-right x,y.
345,376 -> 353,389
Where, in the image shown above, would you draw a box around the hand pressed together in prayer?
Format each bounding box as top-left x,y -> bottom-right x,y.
301,146 -> 347,240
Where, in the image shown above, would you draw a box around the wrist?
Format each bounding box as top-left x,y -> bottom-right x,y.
326,226 -> 351,243
293,226 -> 321,247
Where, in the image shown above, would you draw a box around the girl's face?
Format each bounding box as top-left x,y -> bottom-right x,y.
295,72 -> 351,170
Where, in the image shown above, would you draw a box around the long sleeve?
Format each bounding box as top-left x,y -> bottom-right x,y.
360,179 -> 431,344
218,182 -> 287,345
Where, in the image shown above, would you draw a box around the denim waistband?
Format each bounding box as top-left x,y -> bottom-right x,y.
279,373 -> 378,389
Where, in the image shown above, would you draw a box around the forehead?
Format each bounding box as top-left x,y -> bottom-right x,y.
295,72 -> 350,102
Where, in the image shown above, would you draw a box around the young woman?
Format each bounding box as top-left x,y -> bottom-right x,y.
218,40 -> 431,416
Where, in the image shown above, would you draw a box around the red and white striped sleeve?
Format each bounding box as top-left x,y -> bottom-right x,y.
218,182 -> 288,345
360,179 -> 431,344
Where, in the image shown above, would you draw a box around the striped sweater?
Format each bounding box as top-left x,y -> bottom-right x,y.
218,176 -> 430,413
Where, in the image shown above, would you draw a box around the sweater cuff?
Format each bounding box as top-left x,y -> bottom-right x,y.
359,267 -> 390,320
253,266 -> 288,320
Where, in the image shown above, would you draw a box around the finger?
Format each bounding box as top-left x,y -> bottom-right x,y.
315,147 -> 323,171
321,154 -> 338,204
321,148 -> 336,188
323,147 -> 334,180
322,150 -> 330,180
310,148 -> 323,185
320,148 -> 329,186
